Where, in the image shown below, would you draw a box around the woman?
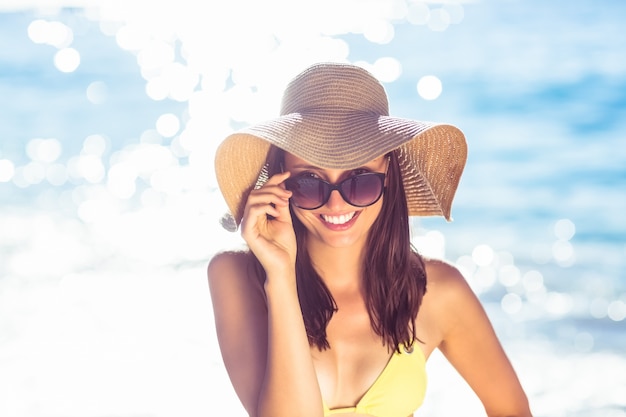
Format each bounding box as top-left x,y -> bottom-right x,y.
208,62 -> 532,417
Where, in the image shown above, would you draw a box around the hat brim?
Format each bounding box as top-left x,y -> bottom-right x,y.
215,112 -> 467,228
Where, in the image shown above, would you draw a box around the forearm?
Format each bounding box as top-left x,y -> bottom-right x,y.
257,273 -> 324,417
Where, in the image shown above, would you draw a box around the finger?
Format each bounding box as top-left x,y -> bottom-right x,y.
271,198 -> 293,224
246,201 -> 282,220
262,171 -> 292,189
241,206 -> 273,240
242,194 -> 292,233
247,189 -> 290,209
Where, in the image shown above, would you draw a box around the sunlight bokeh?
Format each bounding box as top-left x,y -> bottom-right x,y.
1,1 -> 625,416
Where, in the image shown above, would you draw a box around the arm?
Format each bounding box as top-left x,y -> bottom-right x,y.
260,264 -> 324,417
426,260 -> 532,417
208,252 -> 268,414
208,172 -> 323,417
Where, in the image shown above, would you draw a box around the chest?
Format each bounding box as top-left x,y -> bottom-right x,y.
312,289 -> 434,413
312,303 -> 391,409
313,313 -> 427,416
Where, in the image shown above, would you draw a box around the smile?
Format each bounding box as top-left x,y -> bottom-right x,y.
321,212 -> 356,225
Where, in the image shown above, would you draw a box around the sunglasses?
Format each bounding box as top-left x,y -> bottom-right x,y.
283,169 -> 387,210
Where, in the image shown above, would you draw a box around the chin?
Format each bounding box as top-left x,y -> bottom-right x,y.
310,222 -> 372,250
321,235 -> 364,249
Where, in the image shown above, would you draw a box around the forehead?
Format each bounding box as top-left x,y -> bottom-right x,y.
283,152 -> 386,169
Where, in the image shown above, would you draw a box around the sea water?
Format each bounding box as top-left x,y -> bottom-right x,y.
0,1 -> 624,416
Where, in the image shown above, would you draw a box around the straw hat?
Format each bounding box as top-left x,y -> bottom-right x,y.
214,62 -> 467,230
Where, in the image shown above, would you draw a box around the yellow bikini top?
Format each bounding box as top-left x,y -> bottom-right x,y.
323,345 -> 427,417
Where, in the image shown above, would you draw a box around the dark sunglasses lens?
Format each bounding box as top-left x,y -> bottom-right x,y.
286,177 -> 328,209
340,174 -> 383,206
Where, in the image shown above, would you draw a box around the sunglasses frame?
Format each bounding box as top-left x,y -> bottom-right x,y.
282,158 -> 390,210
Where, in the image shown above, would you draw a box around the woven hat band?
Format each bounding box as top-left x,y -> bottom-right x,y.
280,63 -> 389,116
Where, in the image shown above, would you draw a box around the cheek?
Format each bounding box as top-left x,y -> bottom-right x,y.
291,206 -> 314,227
365,201 -> 384,223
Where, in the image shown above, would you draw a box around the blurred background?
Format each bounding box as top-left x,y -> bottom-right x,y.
0,0 -> 625,416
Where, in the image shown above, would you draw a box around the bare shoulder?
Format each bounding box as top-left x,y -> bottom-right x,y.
423,257 -> 474,302
420,257 -> 482,336
208,250 -> 239,274
207,250 -> 265,301
208,250 -> 249,276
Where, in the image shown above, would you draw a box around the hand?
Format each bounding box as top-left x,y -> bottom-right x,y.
240,172 -> 296,276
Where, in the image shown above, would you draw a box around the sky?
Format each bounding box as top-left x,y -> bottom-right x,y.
1,1 -> 626,416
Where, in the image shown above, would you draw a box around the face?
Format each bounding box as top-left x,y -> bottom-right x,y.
282,153 -> 388,250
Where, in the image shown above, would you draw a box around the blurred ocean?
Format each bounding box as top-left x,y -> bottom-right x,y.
0,1 -> 625,416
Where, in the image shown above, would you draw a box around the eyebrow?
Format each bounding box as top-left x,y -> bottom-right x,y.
288,163 -> 320,170
288,161 -> 382,171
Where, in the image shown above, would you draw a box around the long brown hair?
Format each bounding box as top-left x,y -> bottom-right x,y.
255,147 -> 427,352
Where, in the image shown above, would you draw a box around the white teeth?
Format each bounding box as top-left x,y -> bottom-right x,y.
322,212 -> 356,225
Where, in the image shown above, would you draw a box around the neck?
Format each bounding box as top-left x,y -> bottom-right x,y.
306,238 -> 366,294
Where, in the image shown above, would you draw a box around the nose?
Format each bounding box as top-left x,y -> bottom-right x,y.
325,188 -> 347,210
